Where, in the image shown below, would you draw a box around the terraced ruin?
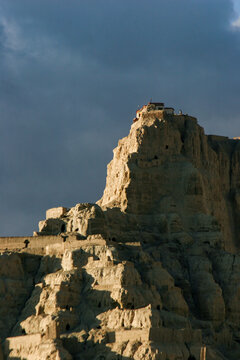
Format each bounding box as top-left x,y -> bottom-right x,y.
1,106 -> 240,359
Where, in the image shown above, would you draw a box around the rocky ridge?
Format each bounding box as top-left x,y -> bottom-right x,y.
1,109 -> 240,359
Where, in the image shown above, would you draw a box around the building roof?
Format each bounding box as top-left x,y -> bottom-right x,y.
149,102 -> 164,106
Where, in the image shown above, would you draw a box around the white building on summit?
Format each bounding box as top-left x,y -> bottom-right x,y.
133,102 -> 174,122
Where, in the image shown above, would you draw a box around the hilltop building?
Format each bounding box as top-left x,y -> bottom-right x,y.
133,102 -> 174,122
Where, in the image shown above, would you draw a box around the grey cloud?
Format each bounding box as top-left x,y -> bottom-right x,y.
0,0 -> 240,235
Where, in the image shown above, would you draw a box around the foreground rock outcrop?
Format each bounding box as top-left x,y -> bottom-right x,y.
1,106 -> 240,359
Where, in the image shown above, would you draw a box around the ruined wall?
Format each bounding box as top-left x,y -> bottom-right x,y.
0,234 -> 107,255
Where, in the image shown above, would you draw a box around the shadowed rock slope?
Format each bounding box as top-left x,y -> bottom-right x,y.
2,110 -> 240,359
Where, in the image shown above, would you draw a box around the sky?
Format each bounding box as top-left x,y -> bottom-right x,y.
0,0 -> 240,236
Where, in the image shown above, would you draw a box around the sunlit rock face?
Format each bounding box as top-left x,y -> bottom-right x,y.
98,112 -> 240,253
2,110 -> 240,360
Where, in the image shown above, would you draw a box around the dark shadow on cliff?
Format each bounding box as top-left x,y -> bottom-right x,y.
9,253 -> 62,337
0,251 -> 43,339
2,252 -> 63,358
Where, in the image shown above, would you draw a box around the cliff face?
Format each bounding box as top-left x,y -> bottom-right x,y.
98,112 -> 240,253
2,110 -> 240,360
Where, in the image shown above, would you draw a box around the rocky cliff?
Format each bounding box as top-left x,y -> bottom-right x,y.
1,109 -> 240,359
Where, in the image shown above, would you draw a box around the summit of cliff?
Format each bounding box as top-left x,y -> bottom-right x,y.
98,109 -> 240,254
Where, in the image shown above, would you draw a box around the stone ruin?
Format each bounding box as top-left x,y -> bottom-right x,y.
1,107 -> 240,359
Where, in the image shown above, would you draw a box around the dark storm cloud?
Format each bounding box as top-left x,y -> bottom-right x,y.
0,0 -> 240,235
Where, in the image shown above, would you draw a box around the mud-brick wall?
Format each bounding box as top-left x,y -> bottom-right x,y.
0,235 -> 107,254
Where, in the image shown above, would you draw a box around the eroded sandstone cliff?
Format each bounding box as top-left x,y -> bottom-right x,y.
1,110 -> 240,359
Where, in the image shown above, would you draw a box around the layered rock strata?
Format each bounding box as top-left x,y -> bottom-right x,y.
1,110 -> 240,359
